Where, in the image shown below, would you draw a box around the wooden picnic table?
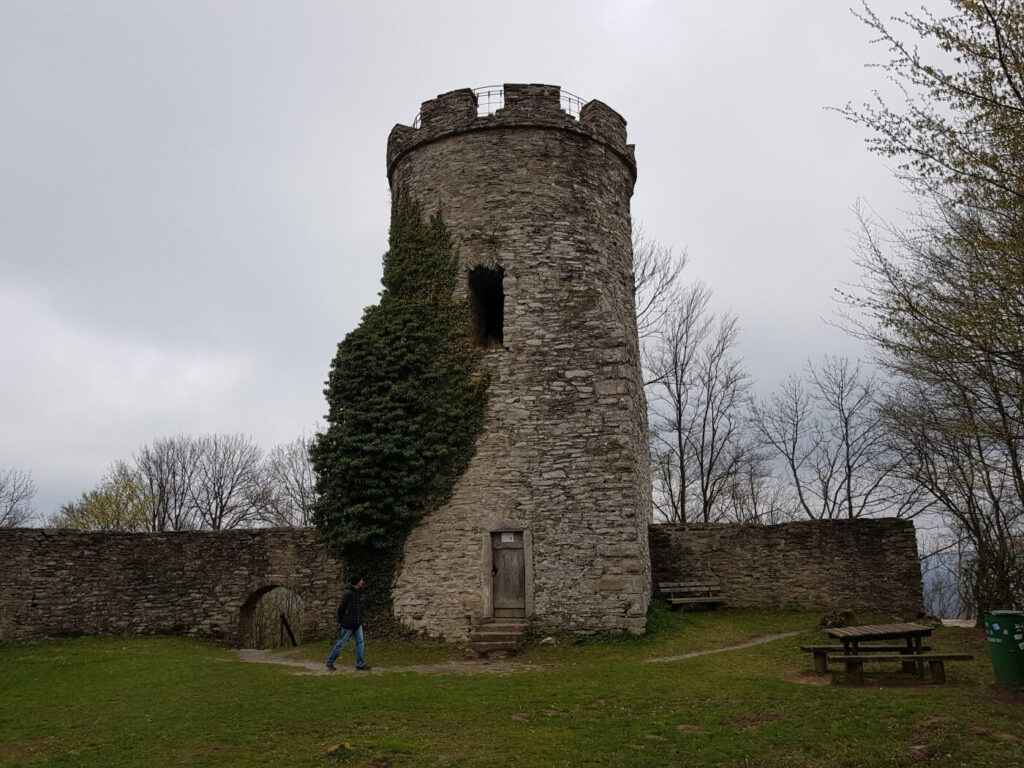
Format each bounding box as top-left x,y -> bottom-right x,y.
826,622 -> 933,680
826,622 -> 932,653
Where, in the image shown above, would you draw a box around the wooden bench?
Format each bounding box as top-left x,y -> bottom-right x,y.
800,644 -> 932,675
828,653 -> 973,685
657,580 -> 726,610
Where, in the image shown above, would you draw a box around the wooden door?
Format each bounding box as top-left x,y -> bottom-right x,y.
491,531 -> 525,618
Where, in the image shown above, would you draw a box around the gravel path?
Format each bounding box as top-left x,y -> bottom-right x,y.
235,648 -> 532,676
237,630 -> 803,674
644,631 -> 802,663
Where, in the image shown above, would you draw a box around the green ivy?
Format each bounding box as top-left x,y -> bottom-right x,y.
310,191 -> 489,614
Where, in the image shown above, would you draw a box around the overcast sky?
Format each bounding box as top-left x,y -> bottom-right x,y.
1,0 -> 923,517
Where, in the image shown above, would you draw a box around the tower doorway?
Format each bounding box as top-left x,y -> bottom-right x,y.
491,531 -> 526,618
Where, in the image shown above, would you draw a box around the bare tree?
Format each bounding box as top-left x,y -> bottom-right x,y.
647,287 -> 754,522
190,433 -> 266,530
919,532 -> 975,620
633,224 -> 686,346
261,435 -> 317,526
648,284 -> 713,521
651,447 -> 684,523
136,435 -> 203,531
717,454 -> 792,525
750,374 -> 817,516
885,371 -> 1024,612
689,315 -> 755,521
752,356 -> 920,520
60,432 -> 312,532
0,468 -> 36,527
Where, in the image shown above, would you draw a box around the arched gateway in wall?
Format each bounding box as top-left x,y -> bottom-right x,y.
386,84 -> 653,641
0,528 -> 342,644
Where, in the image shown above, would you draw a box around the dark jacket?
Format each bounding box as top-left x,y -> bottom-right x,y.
337,585 -> 361,629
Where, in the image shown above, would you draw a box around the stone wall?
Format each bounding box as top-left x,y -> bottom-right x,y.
0,527 -> 342,643
0,520 -> 926,642
387,84 -> 651,640
648,519 -> 924,617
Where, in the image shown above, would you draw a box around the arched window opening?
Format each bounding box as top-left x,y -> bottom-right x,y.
469,266 -> 504,349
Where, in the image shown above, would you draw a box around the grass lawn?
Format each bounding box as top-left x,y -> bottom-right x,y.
2,606 -> 1022,767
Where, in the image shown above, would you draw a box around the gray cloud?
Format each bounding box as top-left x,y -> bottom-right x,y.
0,0 -> 919,515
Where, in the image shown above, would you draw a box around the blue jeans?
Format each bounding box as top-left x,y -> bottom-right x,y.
327,625 -> 366,668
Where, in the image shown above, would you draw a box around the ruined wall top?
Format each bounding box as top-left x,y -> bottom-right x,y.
387,83 -> 636,179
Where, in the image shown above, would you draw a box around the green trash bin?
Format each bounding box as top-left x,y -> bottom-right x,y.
984,611 -> 1024,686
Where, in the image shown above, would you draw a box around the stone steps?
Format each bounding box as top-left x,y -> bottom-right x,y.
469,631 -> 522,643
465,619 -> 528,657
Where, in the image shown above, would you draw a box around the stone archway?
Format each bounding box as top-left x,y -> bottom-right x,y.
239,585 -> 305,649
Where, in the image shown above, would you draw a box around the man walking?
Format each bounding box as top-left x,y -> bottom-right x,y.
326,575 -> 371,671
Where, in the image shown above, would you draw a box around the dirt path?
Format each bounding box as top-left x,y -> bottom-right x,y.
235,648 -> 533,676
237,630 -> 803,674
644,631 -> 802,664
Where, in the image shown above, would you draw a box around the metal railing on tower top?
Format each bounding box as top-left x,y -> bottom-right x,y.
559,89 -> 586,119
412,86 -> 587,128
472,85 -> 505,118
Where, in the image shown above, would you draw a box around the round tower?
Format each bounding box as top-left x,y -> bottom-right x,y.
387,84 -> 651,639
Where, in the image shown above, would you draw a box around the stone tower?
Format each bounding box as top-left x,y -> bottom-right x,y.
387,84 -> 651,639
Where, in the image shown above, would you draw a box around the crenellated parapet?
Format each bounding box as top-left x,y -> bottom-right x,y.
386,83 -> 636,180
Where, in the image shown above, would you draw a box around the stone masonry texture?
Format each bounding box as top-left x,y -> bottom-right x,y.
649,519 -> 925,618
0,527 -> 342,643
0,520 -> 925,641
386,85 -> 653,640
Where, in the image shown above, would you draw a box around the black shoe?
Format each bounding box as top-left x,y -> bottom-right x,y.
355,665 -> 372,671
326,663 -> 337,671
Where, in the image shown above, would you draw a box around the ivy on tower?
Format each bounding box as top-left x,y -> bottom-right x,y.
310,191 -> 489,613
